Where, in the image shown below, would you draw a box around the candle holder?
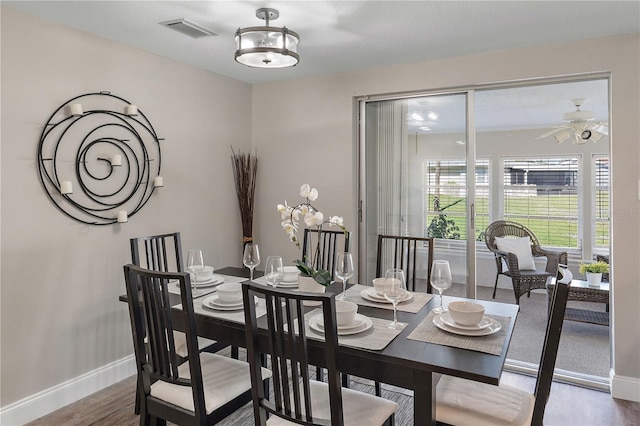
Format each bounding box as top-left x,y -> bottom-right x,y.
37,91 -> 164,225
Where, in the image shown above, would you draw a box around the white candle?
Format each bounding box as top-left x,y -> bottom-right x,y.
69,103 -> 83,117
117,210 -> 128,223
60,180 -> 73,194
154,176 -> 164,187
125,105 -> 138,116
111,154 -> 122,166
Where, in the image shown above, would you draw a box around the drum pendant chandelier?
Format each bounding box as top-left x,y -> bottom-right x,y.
235,8 -> 300,68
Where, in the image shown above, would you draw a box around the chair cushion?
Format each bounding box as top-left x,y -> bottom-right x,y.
436,375 -> 534,426
173,331 -> 216,358
267,380 -> 397,426
150,352 -> 270,414
495,236 -> 536,270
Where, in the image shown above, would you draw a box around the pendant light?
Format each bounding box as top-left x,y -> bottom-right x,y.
235,8 -> 300,68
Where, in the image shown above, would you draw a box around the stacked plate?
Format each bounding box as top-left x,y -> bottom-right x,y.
360,288 -> 413,304
277,278 -> 298,289
308,313 -> 373,335
202,294 -> 256,311
172,274 -> 225,290
433,312 -> 502,336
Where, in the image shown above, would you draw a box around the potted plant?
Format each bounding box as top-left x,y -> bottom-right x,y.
579,261 -> 609,287
277,184 -> 348,290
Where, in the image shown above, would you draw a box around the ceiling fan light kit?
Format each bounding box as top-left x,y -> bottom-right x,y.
539,97 -> 608,145
235,8 -> 300,68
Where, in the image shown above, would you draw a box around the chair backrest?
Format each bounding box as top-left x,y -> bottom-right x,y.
130,232 -> 183,273
243,282 -> 344,426
302,228 -> 350,280
123,264 -> 207,425
484,220 -> 541,253
531,266 -> 570,426
375,234 -> 434,292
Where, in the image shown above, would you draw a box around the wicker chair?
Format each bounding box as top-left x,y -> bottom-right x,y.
484,220 -> 567,305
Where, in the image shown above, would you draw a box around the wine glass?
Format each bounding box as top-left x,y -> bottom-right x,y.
264,256 -> 283,288
243,243 -> 260,282
384,268 -> 407,329
187,249 -> 204,296
430,260 -> 452,314
335,252 -> 354,301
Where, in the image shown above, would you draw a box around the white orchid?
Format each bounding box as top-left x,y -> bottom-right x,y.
276,184 -> 349,285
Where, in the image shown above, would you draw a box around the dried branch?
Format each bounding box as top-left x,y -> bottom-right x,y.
231,147 -> 258,243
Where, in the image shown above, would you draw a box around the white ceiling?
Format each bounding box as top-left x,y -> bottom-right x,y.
5,1 -> 638,133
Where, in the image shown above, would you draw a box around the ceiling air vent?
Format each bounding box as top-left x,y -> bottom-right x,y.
160,19 -> 217,39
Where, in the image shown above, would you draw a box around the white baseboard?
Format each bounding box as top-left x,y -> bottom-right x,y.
0,355 -> 136,426
611,371 -> 640,402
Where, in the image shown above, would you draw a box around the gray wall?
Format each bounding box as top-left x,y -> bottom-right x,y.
251,34 -> 640,400
1,7 -> 251,406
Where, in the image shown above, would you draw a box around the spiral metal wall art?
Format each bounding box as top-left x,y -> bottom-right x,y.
37,91 -> 164,225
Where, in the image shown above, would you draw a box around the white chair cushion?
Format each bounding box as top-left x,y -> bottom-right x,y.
436,375 -> 535,426
495,236 -> 536,270
150,352 -> 270,414
267,380 -> 397,426
173,331 -> 216,358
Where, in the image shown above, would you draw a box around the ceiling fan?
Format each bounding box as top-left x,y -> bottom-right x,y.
537,98 -> 608,144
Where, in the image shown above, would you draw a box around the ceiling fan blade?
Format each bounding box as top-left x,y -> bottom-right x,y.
536,126 -> 567,139
589,124 -> 609,135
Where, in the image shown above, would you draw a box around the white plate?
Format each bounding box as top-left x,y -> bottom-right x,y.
360,288 -> 413,304
202,295 -> 245,311
173,274 -> 225,288
433,314 -> 502,336
440,312 -> 493,331
277,282 -> 298,288
318,313 -> 367,331
308,313 -> 373,335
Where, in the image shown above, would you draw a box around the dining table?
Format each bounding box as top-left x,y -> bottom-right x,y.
120,266 -> 519,425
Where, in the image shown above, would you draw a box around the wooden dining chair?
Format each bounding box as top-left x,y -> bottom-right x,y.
434,270 -> 570,426
302,228 -> 350,280
123,264 -> 269,426
376,234 -> 434,293
242,281 -> 398,426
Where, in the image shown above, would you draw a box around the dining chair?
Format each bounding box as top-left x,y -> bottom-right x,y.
129,232 -> 232,414
484,220 -> 568,305
434,270 -> 571,426
123,264 -> 269,425
302,228 -> 350,281
242,281 -> 398,426
375,234 -> 434,293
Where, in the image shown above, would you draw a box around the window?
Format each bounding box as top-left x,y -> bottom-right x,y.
502,157 -> 579,248
423,159 -> 489,240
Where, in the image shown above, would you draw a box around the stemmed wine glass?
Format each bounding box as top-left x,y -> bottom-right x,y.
430,260 -> 452,314
264,256 -> 283,288
187,249 -> 204,296
335,252 -> 354,301
243,243 -> 261,282
383,268 -> 407,329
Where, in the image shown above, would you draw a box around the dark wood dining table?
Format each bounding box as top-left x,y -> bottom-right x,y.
121,266 -> 519,425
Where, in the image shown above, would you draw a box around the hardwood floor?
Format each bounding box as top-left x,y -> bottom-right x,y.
26,372 -> 640,425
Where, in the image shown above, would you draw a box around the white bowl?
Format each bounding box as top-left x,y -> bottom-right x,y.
216,282 -> 242,303
372,278 -> 386,296
279,266 -> 299,282
448,301 -> 485,326
195,266 -> 214,282
335,300 -> 358,327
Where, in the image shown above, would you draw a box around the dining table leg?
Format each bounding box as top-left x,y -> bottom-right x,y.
413,369 -> 436,425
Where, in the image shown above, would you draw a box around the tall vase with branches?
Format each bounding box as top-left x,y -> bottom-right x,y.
231,147 -> 258,254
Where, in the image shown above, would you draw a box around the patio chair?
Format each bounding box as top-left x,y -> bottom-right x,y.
484,220 -> 567,305
123,265 -> 268,425
302,228 -> 350,281
242,281 -> 398,426
435,269 -> 570,426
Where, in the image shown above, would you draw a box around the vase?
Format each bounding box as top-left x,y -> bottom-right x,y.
586,272 -> 602,287
297,274 -> 326,306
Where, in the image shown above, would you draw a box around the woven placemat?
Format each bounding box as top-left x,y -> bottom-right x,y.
303,309 -> 405,351
342,284 -> 433,313
407,311 -> 511,355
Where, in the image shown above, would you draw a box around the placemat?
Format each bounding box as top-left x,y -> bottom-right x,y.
302,309 -> 405,351
168,274 -> 246,297
407,311 -> 511,355
176,296 -> 266,324
342,284 -> 433,313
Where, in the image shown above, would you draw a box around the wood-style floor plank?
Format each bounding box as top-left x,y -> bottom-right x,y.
26,373 -> 640,425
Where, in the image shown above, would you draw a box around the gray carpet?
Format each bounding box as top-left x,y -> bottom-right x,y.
446,284 -> 610,378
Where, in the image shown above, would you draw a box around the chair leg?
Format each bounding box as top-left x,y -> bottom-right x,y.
342,373 -> 350,388
316,367 -> 323,381
231,345 -> 239,360
375,381 -> 382,397
492,274 -> 499,299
